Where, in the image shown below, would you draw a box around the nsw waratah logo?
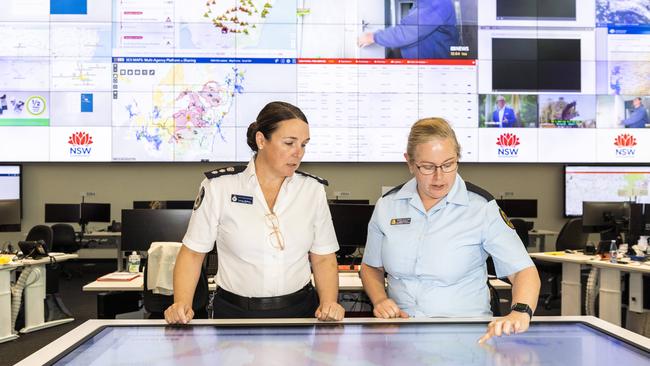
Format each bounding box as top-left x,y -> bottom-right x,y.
614,133 -> 636,157
496,133 -> 520,157
68,131 -> 93,156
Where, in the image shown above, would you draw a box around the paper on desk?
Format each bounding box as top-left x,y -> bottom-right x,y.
97,272 -> 141,281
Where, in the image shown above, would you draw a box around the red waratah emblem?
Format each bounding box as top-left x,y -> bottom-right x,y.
614,133 -> 636,147
68,131 -> 93,146
496,133 -> 520,147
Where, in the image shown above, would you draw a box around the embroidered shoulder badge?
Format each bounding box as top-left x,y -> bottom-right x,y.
193,186 -> 205,211
499,208 -> 515,229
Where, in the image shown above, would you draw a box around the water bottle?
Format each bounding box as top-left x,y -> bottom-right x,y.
128,251 -> 141,273
609,240 -> 617,264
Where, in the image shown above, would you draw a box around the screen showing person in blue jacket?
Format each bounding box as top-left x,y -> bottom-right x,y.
479,94 -> 538,128
357,0 -> 477,59
622,97 -> 649,128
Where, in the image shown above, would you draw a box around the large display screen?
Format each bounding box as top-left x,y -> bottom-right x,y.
51,323 -> 649,365
1,0 -> 649,162
0,164 -> 21,231
565,165 -> 650,216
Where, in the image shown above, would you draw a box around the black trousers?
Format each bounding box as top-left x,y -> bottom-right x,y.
212,284 -> 319,319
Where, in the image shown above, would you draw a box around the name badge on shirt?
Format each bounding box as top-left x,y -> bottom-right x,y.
390,218 -> 411,225
231,194 -> 253,205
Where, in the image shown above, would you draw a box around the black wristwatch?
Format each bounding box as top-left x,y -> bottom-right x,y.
510,303 -> 533,319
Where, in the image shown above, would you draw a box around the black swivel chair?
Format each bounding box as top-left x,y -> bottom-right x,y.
21,225 -> 73,324
143,260 -> 209,319
51,223 -> 82,279
534,218 -> 589,309
25,225 -> 53,251
51,224 -> 81,253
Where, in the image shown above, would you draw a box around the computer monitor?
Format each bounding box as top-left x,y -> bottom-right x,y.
564,165 -> 650,217
629,203 -> 650,244
496,199 -> 538,218
329,203 -> 375,261
121,209 -> 192,252
328,199 -> 370,205
81,203 -> 111,224
582,201 -> 631,241
45,203 -> 81,223
133,200 -> 194,209
0,164 -> 21,232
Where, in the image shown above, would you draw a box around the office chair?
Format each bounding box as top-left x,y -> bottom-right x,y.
143,258 -> 209,319
22,225 -> 73,320
487,279 -> 501,316
51,223 -> 82,279
534,218 -> 589,309
25,224 -> 53,252
51,223 -> 80,253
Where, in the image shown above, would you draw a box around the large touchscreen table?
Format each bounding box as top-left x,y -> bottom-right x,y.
17,317 -> 649,366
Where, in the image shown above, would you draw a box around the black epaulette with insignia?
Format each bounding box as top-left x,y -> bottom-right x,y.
204,165 -> 246,179
465,181 -> 495,202
295,170 -> 328,186
382,182 -> 406,198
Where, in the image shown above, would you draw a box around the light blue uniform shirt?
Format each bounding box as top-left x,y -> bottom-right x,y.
362,175 -> 533,317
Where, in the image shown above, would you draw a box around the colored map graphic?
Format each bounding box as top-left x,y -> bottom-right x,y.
114,64 -> 244,161
205,0 -> 274,35
565,171 -> 650,215
176,0 -> 296,57
597,0 -> 650,25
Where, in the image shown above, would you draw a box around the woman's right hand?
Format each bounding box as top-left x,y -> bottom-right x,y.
164,302 -> 194,324
372,298 -> 409,319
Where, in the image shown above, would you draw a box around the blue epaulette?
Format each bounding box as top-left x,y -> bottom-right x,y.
382,182 -> 406,198
204,165 -> 246,179
465,181 -> 495,202
295,170 -> 328,186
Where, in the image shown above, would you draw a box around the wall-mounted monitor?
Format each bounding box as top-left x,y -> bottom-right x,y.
0,1 -> 649,163
564,165 -> 650,217
0,164 -> 21,232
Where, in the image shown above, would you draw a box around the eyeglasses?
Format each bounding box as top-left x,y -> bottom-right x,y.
265,212 -> 285,251
414,160 -> 458,175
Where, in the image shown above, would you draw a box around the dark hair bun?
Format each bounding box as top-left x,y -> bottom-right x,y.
246,121 -> 259,152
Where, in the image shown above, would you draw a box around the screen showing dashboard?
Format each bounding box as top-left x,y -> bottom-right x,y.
1,0 -> 649,162
565,165 -> 650,216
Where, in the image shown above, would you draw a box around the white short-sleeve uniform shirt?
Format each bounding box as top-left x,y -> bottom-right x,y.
183,158 -> 339,298
362,175 -> 534,317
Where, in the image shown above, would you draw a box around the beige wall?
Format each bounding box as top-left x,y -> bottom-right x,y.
0,162 -> 567,245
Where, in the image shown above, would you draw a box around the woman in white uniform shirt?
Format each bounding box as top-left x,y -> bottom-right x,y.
165,101 -> 344,323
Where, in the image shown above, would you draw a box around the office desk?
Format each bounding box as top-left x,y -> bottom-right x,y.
529,252 -> 597,316
590,260 -> 650,327
0,253 -> 78,341
84,272 -> 511,293
0,262 -> 21,343
84,272 -> 511,318
16,317 -> 650,366
83,231 -> 122,266
528,229 -> 559,252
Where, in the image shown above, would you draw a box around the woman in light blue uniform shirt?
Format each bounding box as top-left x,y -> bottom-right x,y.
360,117 -> 540,343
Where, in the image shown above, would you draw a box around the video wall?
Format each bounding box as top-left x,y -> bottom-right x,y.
0,0 -> 649,162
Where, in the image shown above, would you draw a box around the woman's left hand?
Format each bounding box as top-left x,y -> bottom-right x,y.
478,311 -> 531,343
315,302 -> 345,321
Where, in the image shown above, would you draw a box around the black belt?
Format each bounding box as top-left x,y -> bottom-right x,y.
216,284 -> 314,311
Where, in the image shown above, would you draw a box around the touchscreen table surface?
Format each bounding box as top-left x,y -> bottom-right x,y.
53,322 -> 648,366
